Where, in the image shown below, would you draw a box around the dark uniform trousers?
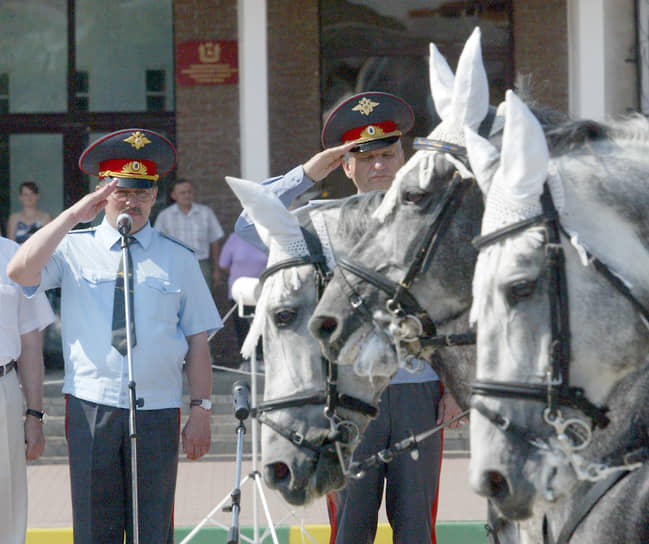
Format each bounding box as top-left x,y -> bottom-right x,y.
66,395 -> 180,544
327,381 -> 443,544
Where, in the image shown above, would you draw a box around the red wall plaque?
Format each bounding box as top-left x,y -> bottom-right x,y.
176,41 -> 239,86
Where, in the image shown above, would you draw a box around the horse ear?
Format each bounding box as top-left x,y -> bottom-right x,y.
429,41 -> 455,121
428,26 -> 488,145
476,91 -> 551,235
451,27 -> 489,131
464,126 -> 499,196
225,176 -> 308,258
499,90 -> 549,203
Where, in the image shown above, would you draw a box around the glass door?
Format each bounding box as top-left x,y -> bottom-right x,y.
0,0 -> 174,235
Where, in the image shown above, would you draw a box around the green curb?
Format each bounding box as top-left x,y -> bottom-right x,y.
175,525 -> 291,543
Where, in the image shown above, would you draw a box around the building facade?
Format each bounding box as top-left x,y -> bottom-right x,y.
0,0 -> 643,364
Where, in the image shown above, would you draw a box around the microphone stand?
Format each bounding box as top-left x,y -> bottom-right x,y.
225,380 -> 250,544
120,226 -> 142,544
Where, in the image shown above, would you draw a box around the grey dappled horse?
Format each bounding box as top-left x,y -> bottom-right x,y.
465,91 -> 649,541
224,26 -> 491,508
308,104 -> 649,541
226,176 -> 392,505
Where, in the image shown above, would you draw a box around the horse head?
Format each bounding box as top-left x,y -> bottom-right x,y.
466,90 -> 649,519
225,176 -> 390,505
309,27 -> 491,405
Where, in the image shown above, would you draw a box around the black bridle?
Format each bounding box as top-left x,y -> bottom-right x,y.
334,166 -> 477,359
470,184 -> 615,430
327,113 -> 500,357
250,231 -> 378,456
472,178 -> 649,437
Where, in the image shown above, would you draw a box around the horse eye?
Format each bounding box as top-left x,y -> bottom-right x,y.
274,309 -> 298,327
506,280 -> 537,305
403,191 -> 427,204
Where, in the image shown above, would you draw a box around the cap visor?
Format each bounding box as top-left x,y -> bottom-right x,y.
350,135 -> 400,153
112,178 -> 155,189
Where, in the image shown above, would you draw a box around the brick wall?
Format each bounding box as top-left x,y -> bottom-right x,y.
174,0 -> 241,365
174,0 -> 240,230
267,1 -> 321,175
173,1 -> 322,366
512,0 -> 569,113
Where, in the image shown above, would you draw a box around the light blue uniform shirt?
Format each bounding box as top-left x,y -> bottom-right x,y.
26,218 -> 223,409
234,166 -> 438,385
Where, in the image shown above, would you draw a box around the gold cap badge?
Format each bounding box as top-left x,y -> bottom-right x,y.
123,131 -> 152,150
352,97 -> 380,116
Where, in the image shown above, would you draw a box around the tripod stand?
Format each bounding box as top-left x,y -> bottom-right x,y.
180,289 -> 317,544
179,351 -> 280,543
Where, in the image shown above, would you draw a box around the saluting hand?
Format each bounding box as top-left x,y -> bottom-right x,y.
68,178 -> 119,225
303,141 -> 358,182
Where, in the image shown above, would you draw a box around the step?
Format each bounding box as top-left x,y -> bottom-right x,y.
38,368 -> 469,464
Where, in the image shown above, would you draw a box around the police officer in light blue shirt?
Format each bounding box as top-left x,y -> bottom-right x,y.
8,129 -> 222,544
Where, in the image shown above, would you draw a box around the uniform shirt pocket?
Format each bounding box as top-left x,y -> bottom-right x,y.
142,276 -> 182,325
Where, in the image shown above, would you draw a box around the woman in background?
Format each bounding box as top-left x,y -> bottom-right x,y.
7,181 -> 52,244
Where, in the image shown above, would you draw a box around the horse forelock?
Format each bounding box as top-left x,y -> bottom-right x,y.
374,147 -> 457,222
337,190 -> 384,240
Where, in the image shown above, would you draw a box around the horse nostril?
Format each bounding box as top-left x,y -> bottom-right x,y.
485,471 -> 510,500
317,317 -> 338,339
271,462 -> 290,482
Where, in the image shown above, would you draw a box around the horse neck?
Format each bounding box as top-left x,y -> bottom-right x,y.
588,362 -> 649,458
428,312 -> 476,410
557,150 -> 649,304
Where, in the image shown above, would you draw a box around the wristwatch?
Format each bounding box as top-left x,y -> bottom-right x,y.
25,409 -> 48,424
190,398 -> 212,411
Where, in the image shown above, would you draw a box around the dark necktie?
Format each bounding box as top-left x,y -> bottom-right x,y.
111,238 -> 137,355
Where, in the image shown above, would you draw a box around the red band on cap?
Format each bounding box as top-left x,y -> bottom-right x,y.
341,121 -> 398,144
98,159 -> 159,181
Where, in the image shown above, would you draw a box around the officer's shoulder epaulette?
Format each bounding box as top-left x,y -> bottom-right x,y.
159,231 -> 195,253
68,227 -> 97,235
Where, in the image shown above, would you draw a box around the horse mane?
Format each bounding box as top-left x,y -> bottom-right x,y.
336,190 -> 385,241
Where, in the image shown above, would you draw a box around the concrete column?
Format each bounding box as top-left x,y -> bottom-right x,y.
238,0 -> 269,181
567,0 -> 606,120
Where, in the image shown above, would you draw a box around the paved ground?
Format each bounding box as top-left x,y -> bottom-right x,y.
27,454 -> 486,531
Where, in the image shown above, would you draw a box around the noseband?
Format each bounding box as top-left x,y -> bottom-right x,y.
251,230 -> 378,458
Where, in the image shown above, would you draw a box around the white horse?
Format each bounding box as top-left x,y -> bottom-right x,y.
465,90 -> 649,541
224,27 -> 491,507
225,176 -> 392,505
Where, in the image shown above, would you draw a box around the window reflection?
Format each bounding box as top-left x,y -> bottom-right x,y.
76,0 -> 174,112
0,1 -> 67,113
321,0 -> 511,140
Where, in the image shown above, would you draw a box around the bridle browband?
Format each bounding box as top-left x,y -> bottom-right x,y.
251,228 -> 378,456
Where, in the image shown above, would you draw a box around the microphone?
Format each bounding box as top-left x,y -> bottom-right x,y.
116,213 -> 133,236
232,380 -> 250,420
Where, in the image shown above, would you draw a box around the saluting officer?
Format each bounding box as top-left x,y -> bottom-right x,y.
236,92 -> 463,544
8,129 -> 222,544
